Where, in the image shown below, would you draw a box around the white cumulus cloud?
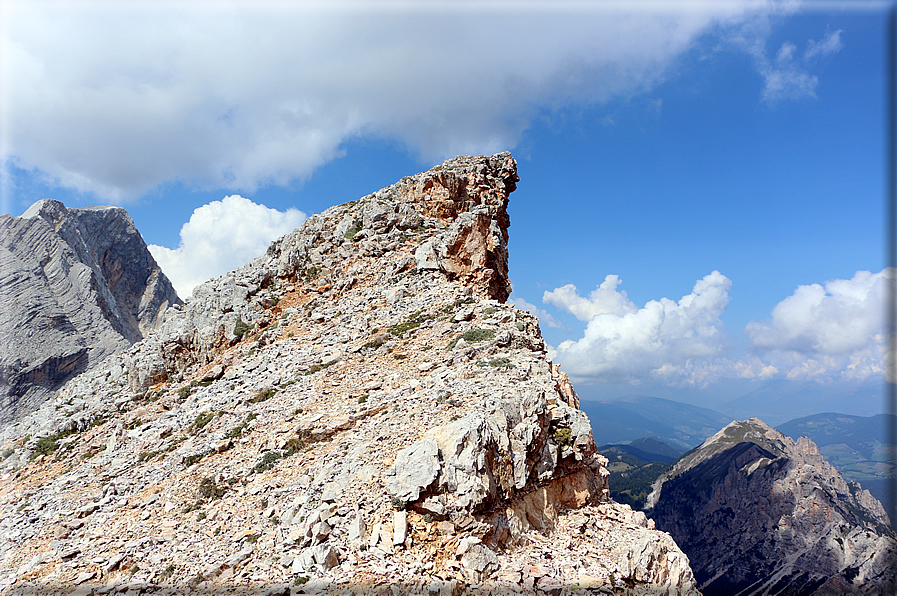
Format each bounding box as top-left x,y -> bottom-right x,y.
543,274 -> 636,321
546,271 -> 732,385
743,269 -> 890,382
148,195 -> 306,298
542,268 -> 889,388
2,1 -> 791,202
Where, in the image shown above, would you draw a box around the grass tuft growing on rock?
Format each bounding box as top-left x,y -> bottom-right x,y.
233,318 -> 252,340
388,310 -> 435,337
198,475 -> 230,500
462,328 -> 495,342
183,449 -> 213,467
194,411 -> 215,429
476,357 -> 515,369
30,428 -> 78,460
447,328 -> 496,350
252,451 -> 281,473
302,359 -> 339,376
249,387 -> 277,403
226,413 -> 257,439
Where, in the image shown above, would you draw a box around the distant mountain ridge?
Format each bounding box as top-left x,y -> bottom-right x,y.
0,199 -> 181,426
598,439 -> 682,464
581,395 -> 732,450
724,380 -> 884,425
646,418 -> 895,596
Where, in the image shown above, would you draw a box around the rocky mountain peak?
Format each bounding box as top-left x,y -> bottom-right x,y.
0,154 -> 700,594
647,416 -> 895,595
264,151 -> 518,304
0,198 -> 181,426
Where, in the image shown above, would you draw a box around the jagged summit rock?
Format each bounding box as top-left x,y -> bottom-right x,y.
0,153 -> 699,594
646,417 -> 896,596
0,199 -> 181,426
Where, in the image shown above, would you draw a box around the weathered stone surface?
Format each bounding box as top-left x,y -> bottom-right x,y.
393,510 -> 408,546
0,199 -> 180,425
384,436 -> 440,503
647,418 -> 896,596
0,154 -> 699,595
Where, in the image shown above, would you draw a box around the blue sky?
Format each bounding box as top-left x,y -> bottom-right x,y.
1,0 -> 892,417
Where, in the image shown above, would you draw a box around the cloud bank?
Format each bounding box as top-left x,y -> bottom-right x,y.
743,268 -> 889,383
148,196 -> 306,298
2,1 -> 799,201
544,269 -> 889,387
546,271 -> 732,384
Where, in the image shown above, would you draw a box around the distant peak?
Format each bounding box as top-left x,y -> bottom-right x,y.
702,417 -> 791,456
21,198 -> 129,231
21,198 -> 68,220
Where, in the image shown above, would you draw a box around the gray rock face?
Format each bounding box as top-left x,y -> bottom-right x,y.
0,199 -> 180,425
646,418 -> 896,596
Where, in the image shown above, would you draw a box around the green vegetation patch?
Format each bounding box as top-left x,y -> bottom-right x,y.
363,335 -> 387,350
178,379 -> 204,400
552,427 -> 573,446
233,318 -> 252,340
282,428 -> 326,456
184,449 -> 213,467
387,310 -> 436,337
250,387 -> 277,404
226,413 -> 257,439
138,449 -> 163,463
462,328 -> 495,342
253,450 -> 282,474
198,475 -> 230,500
194,411 -> 215,429
447,328 -> 496,350
302,359 -> 339,376
608,461 -> 672,511
476,357 -> 515,369
30,427 -> 78,460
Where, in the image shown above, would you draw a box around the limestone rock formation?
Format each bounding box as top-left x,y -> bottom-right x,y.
0,199 -> 181,426
646,417 -> 896,595
0,153 -> 699,595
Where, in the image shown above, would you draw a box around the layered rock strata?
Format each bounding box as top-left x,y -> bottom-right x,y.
0,153 -> 698,595
646,418 -> 896,596
0,200 -> 181,427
